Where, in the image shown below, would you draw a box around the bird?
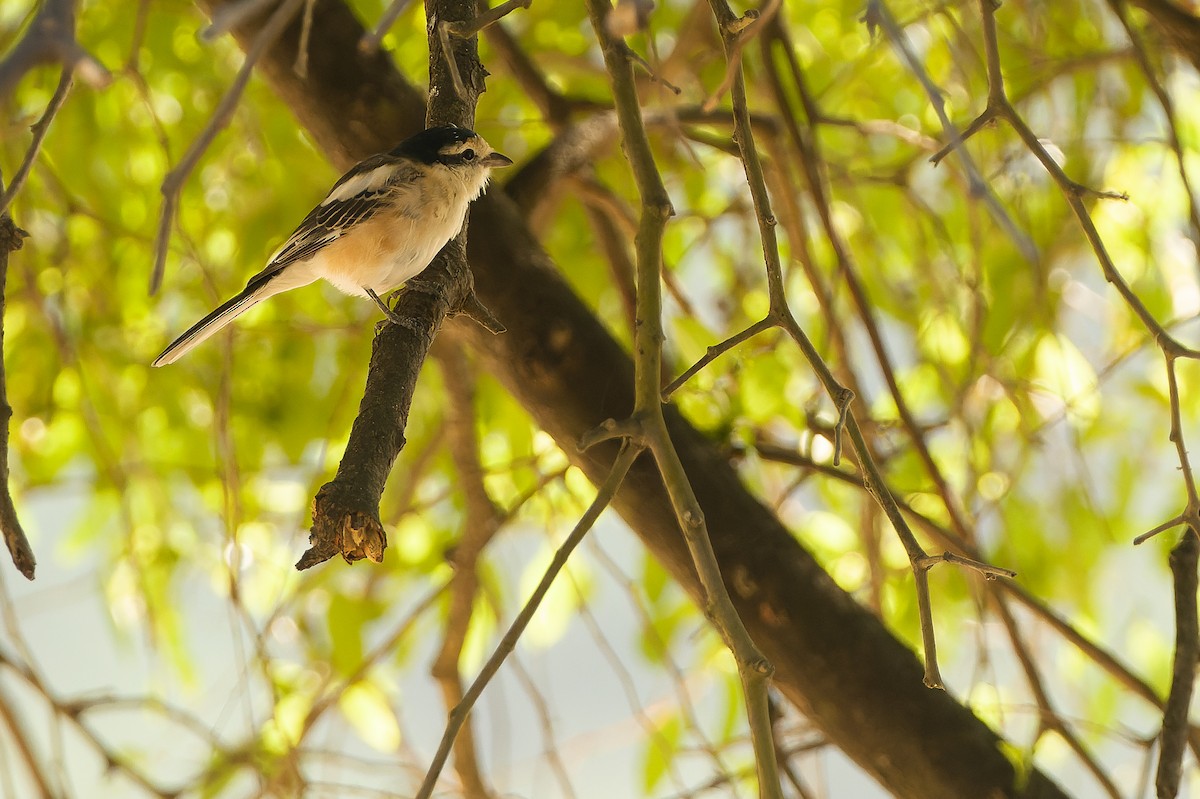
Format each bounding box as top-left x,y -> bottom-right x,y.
153,125 -> 513,367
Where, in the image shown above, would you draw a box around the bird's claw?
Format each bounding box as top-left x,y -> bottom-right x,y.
366,286 -> 427,334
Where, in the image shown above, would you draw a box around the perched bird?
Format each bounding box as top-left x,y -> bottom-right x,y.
153,125 -> 512,367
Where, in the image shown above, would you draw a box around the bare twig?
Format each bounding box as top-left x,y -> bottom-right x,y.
697,15 -> 856,463
444,0 -> 531,38
437,20 -> 470,101
914,550 -> 1016,581
0,681 -> 56,798
1134,513 -> 1188,546
759,11 -> 1026,686
294,0 -> 318,77
151,0 -> 306,295
662,317 -> 774,400
701,0 -> 781,112
0,72 -> 74,218
866,0 -> 1039,265
358,0 -> 416,53
413,442 -> 640,799
200,0 -> 278,40
0,0 -> 110,99
587,0 -> 781,795
429,340 -> 501,799
622,43 -> 682,95
928,106 -> 997,166
992,599 -> 1123,798
757,436 -> 1200,753
968,0 -> 1200,361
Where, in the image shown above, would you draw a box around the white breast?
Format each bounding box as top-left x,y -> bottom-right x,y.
310,164 -> 491,296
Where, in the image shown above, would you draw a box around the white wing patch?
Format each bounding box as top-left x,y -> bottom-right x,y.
322,165 -> 397,205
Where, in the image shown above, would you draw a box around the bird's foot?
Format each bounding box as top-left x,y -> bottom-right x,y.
367,286 -> 425,335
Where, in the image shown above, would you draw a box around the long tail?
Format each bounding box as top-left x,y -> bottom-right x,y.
155,260 -> 322,366
153,284 -> 268,367
159,260 -> 316,369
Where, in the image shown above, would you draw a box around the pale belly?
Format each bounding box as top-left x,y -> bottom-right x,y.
309,195 -> 469,296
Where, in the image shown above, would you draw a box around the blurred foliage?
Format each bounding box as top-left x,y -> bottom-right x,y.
2,0 -> 1199,795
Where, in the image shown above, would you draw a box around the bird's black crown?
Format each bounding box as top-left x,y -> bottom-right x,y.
390,125 -> 477,165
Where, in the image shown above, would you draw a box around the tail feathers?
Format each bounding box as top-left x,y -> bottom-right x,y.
152,286 -> 266,367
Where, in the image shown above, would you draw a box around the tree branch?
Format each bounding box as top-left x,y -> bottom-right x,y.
1158,531 -> 1199,799
297,0 -> 504,567
0,0 -> 110,99
0,71 -> 73,218
194,1 -> 1072,794
0,194 -> 33,580
151,0 -> 306,295
586,0 -> 781,794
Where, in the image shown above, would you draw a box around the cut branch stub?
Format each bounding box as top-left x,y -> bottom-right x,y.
298,246 -> 464,569
300,485 -> 389,568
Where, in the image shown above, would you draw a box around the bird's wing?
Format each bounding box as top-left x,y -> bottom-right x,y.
243,155 -> 419,288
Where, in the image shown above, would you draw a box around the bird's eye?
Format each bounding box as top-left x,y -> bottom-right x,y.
461,149 -> 476,161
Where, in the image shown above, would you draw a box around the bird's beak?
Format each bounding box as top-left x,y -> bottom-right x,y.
482,152 -> 513,168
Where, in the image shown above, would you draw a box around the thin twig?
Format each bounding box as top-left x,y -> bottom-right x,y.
971,0 -> 1199,361
991,599 -> 1123,798
358,0 -> 416,53
623,43 -> 682,95
429,340 -> 501,799
293,0 -> 317,77
709,0 -> 1000,690
413,442 -> 641,799
444,0 -> 531,38
662,317 -> 774,400
914,550 -> 1016,580
0,71 -> 74,218
0,681 -> 56,798
200,0 -> 278,41
587,0 -> 781,795
701,0 -> 781,112
150,0 -> 306,295
761,16 -> 1021,677
1134,514 -> 1187,546
701,1 -> 856,467
928,105 -> 997,166
866,0 -> 1038,265
757,436 -> 1200,753
0,0 -> 110,99
437,21 -> 470,101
